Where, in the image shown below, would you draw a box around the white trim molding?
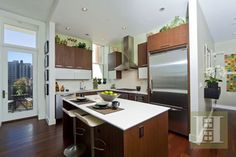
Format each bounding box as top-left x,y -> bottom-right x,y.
213,104 -> 236,111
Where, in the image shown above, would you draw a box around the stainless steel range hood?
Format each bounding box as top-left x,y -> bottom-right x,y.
115,36 -> 138,71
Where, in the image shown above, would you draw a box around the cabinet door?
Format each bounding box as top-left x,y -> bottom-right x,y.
128,94 -> 136,101
147,31 -> 172,52
82,50 -> 92,70
94,123 -> 123,157
172,24 -> 189,47
76,119 -> 91,157
138,42 -> 147,67
74,48 -> 84,69
55,44 -> 65,68
108,53 -> 116,70
63,46 -> 75,68
147,24 -> 189,52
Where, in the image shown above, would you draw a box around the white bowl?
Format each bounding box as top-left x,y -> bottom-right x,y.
98,93 -> 120,102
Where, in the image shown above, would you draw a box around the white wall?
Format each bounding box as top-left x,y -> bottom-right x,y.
46,22 -> 56,125
214,39 -> 236,108
197,1 -> 215,112
189,0 -> 214,113
189,0 -> 215,141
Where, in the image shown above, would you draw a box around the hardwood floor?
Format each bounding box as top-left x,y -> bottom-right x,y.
0,109 -> 235,157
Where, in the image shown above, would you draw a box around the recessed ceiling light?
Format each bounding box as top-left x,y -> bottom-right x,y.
122,26 -> 127,30
159,7 -> 165,12
65,26 -> 71,30
82,7 -> 88,12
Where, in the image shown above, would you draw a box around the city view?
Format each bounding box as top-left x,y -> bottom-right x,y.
8,52 -> 33,113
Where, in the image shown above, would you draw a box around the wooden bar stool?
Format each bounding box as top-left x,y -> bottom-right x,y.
74,112 -> 104,157
62,108 -> 88,157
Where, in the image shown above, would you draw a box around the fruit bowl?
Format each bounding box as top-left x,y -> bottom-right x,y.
98,91 -> 120,102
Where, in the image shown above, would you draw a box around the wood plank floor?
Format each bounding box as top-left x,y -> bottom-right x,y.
0,109 -> 235,157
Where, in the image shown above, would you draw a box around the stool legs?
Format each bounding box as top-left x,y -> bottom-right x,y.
64,117 -> 79,157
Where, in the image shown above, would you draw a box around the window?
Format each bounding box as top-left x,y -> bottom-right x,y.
92,44 -> 104,79
4,24 -> 37,48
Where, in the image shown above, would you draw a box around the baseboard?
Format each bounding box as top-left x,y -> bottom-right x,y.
46,117 -> 56,126
213,104 -> 236,111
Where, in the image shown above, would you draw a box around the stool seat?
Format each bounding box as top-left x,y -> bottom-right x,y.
63,108 -> 87,117
74,112 -> 104,127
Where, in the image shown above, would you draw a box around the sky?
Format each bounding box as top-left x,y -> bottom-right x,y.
5,26 -> 36,64
8,51 -> 32,64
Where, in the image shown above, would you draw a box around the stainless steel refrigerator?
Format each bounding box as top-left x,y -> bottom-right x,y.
149,47 -> 189,136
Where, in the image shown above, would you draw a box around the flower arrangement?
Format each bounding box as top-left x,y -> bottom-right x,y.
205,65 -> 225,86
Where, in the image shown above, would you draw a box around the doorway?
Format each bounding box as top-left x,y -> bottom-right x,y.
1,24 -> 38,122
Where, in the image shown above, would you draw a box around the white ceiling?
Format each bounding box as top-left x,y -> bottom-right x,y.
0,0 -> 56,21
51,0 -> 188,44
199,0 -> 236,43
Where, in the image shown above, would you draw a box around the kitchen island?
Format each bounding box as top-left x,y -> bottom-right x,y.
63,95 -> 169,157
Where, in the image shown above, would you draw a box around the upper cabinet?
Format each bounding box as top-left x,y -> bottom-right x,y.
147,24 -> 189,52
138,42 -> 148,67
108,51 -> 122,79
55,43 -> 92,70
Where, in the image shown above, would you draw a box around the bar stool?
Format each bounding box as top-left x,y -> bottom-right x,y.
74,112 -> 104,157
63,108 -> 88,157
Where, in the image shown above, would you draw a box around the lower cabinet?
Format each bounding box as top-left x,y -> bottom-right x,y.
94,112 -> 168,157
117,92 -> 148,103
76,118 -> 92,157
94,123 -> 123,157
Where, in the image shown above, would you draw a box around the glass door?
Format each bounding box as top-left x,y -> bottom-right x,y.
2,49 -> 37,121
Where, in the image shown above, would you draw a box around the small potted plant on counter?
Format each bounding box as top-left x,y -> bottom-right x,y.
204,65 -> 225,99
103,78 -> 107,84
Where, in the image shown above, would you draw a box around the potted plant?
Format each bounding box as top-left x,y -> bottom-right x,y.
103,78 -> 107,84
97,78 -> 102,85
204,65 -> 225,99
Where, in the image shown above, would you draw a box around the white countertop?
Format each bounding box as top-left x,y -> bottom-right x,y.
63,95 -> 169,131
56,89 -> 148,95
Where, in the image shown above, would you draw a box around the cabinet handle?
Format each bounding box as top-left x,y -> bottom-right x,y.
160,44 -> 170,48
93,138 -> 106,151
76,127 -> 86,135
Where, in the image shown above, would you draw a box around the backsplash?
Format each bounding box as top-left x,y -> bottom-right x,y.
56,70 -> 147,93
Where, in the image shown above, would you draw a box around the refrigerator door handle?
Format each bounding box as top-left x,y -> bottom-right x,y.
150,79 -> 153,93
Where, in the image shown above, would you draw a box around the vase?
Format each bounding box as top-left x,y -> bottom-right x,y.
204,87 -> 221,99
207,82 -> 218,88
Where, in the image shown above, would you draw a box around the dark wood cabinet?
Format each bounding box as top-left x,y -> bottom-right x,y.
63,46 -> 75,68
94,123 -> 123,157
82,50 -> 92,70
55,44 -> 65,68
147,24 -> 189,52
116,92 -> 148,103
138,42 -> 148,67
74,48 -> 84,69
108,51 -> 122,79
55,43 -> 92,70
94,112 -> 168,157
